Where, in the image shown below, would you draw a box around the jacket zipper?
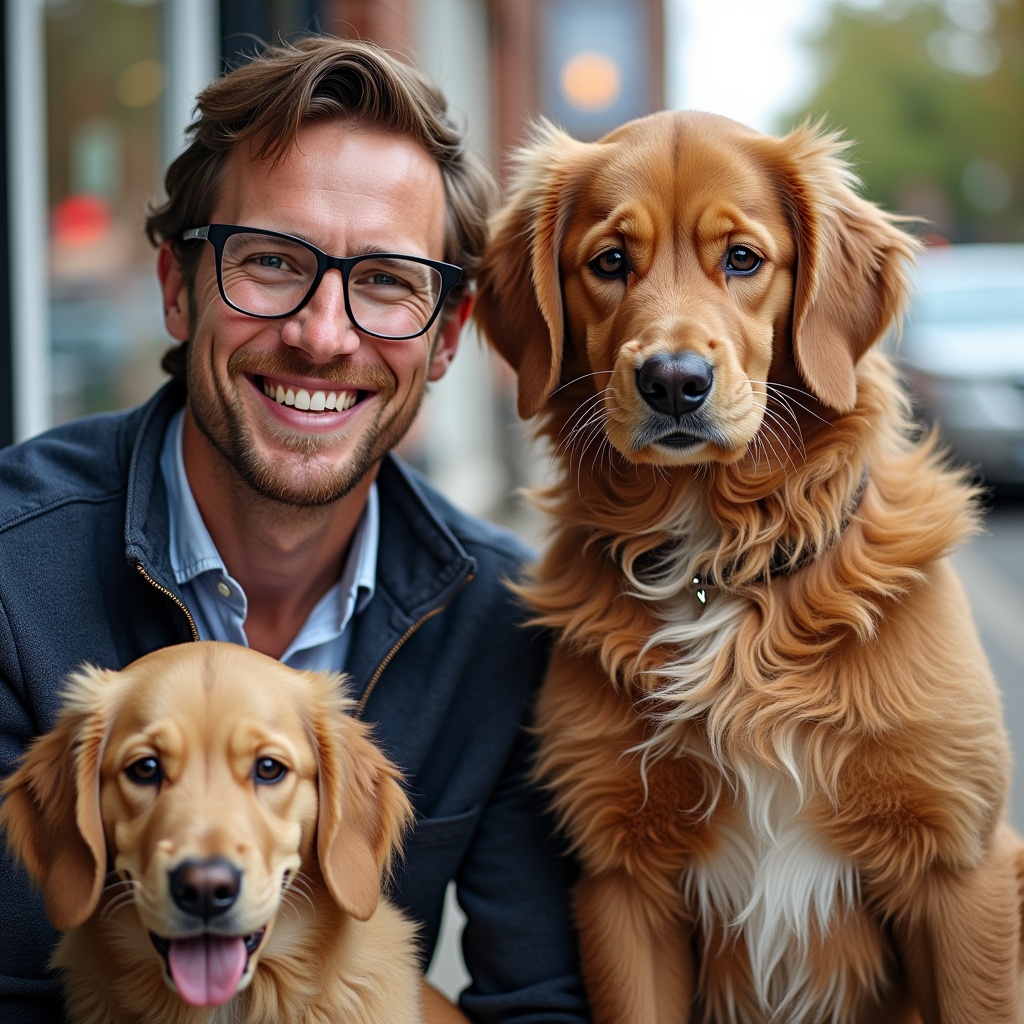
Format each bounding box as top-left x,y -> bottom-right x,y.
356,573 -> 474,719
133,559 -> 472,708
134,561 -> 199,643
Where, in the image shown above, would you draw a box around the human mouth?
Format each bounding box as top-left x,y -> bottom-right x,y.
259,376 -> 360,413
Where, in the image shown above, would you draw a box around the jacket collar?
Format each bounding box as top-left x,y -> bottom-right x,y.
124,382 -> 476,696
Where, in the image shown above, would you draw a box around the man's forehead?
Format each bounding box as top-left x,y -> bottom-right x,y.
213,122 -> 448,253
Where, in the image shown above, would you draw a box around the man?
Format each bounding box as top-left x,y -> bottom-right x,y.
0,37 -> 589,1023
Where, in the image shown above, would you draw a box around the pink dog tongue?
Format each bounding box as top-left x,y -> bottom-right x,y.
167,935 -> 246,1006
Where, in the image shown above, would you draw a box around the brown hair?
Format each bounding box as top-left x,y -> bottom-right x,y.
146,36 -> 496,381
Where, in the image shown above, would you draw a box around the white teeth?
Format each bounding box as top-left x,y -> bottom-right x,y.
262,379 -> 356,414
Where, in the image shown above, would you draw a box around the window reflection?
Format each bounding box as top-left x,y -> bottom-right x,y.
45,0 -> 167,424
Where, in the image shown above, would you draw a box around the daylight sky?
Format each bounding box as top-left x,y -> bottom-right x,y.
668,0 -> 831,132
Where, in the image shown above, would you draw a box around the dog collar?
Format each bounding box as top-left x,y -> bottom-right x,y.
689,468 -> 870,610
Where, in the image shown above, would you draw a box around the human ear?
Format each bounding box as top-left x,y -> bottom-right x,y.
427,291 -> 472,382
157,241 -> 191,342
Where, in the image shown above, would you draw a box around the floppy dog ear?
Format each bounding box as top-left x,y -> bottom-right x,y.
773,123 -> 920,413
0,667 -> 111,931
475,120 -> 592,419
313,703 -> 413,922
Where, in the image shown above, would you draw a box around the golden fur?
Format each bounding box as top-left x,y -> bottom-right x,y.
0,641 -> 420,1024
474,109 -> 1024,1023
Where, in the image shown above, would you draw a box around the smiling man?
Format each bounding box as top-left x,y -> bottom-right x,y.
0,37 -> 588,1024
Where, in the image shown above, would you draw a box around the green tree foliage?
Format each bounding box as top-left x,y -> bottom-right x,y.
783,0 -> 1023,241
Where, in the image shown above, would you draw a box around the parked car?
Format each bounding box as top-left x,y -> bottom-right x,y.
896,243 -> 1024,486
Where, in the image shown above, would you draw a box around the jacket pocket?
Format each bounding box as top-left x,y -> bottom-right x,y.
395,806 -> 482,959
407,805 -> 480,850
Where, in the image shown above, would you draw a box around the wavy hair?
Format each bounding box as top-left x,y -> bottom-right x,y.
146,36 -> 496,382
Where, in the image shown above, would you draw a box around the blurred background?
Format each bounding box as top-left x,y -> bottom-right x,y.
2,0 -> 1023,995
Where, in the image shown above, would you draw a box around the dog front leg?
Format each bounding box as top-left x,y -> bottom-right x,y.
575,868 -> 693,1024
891,823 -> 1023,1024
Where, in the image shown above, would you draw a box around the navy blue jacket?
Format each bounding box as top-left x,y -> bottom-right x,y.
0,383 -> 588,1023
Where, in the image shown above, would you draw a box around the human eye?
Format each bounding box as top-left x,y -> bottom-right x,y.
352,259 -> 416,294
253,252 -> 290,272
223,233 -> 314,281
352,258 -> 442,306
365,270 -> 405,289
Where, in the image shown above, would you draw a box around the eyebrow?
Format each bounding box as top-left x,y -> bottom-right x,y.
243,226 -> 432,260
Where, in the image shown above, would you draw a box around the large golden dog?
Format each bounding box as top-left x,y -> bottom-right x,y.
474,110 -> 1024,1023
0,641 -> 419,1023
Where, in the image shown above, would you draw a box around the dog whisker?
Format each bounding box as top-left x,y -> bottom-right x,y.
576,427 -> 609,496
756,414 -> 802,472
557,389 -> 613,455
549,370 -> 612,399
99,881 -> 141,921
747,422 -> 789,475
761,411 -> 804,463
563,407 -> 608,463
752,380 -> 836,433
281,871 -> 318,916
763,392 -> 808,450
558,392 -> 616,494
559,417 -> 607,472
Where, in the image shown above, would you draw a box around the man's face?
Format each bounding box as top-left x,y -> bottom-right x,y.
159,122 -> 460,507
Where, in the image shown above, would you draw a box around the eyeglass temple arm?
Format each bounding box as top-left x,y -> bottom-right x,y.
182,226 -> 210,241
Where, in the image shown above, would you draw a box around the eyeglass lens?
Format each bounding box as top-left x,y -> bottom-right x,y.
219,231 -> 444,337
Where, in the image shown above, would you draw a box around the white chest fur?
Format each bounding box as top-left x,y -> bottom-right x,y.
623,506 -> 865,1018
684,756 -> 860,1023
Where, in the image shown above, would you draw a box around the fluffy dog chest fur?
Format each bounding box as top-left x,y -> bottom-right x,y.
685,748 -> 863,1023
633,552 -> 880,1022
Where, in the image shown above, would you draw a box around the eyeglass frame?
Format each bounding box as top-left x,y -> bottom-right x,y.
181,223 -> 464,341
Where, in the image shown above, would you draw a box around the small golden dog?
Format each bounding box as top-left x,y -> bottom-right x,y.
475,110 -> 1024,1023
0,641 -> 419,1023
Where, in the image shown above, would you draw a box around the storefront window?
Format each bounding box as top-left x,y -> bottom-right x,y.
45,0 -> 167,424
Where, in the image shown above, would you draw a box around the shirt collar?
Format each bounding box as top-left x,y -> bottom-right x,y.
160,409 -> 225,584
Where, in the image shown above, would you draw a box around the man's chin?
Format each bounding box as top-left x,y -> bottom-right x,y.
237,452 -> 375,508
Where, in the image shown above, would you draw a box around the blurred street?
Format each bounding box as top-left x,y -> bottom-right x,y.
952,495 -> 1024,830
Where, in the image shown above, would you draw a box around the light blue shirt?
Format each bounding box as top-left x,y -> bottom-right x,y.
158,409 -> 378,671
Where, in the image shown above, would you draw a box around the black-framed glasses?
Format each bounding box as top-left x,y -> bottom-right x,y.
182,224 -> 463,341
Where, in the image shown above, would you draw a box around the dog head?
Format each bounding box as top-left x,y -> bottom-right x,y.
475,110 -> 918,466
0,641 -> 411,1008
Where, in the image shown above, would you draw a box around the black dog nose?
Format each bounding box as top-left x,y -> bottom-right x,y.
169,858 -> 241,920
636,352 -> 714,417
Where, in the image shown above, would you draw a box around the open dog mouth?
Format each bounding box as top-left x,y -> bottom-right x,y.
150,928 -> 266,1007
256,374 -> 364,413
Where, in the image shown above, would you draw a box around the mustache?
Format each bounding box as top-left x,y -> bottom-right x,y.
228,349 -> 393,391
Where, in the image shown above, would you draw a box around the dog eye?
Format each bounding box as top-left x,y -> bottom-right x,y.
726,245 -> 763,275
589,248 -> 630,280
125,756 -> 162,786
253,757 -> 288,784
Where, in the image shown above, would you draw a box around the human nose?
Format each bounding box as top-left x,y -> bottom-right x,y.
279,269 -> 361,361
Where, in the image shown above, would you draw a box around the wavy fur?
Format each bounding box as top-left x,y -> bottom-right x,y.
475,110 -> 1024,1023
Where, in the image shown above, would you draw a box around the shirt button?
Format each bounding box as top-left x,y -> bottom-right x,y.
216,580 -> 231,598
